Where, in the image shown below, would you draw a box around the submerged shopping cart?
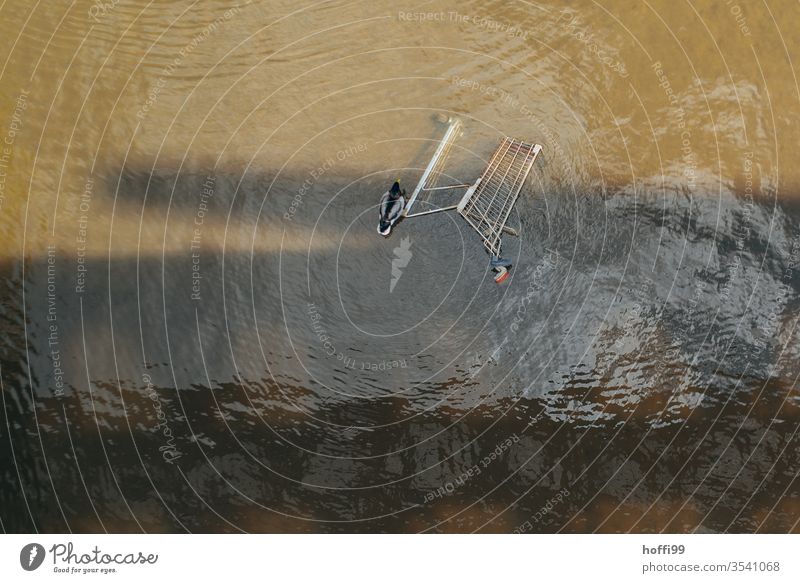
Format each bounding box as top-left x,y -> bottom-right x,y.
396,118 -> 543,283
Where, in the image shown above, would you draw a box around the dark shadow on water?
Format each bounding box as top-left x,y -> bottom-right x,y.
2,165 -> 800,532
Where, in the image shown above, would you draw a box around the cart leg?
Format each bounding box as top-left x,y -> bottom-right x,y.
490,256 -> 513,268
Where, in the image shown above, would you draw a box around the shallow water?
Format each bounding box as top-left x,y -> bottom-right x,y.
1,0 -> 799,532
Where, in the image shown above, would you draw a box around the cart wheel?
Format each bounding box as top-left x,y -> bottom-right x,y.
493,266 -> 509,284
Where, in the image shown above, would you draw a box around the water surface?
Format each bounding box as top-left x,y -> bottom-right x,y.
1,0 -> 799,532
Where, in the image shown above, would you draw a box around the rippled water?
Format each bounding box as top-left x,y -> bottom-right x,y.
1,0 -> 799,532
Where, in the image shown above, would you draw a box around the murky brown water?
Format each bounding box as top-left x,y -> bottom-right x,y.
1,0 -> 799,533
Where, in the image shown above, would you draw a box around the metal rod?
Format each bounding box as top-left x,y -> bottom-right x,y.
404,204 -> 459,218
421,183 -> 471,191
404,118 -> 461,217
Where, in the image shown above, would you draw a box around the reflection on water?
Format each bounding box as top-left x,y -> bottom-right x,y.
1,0 -> 799,532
